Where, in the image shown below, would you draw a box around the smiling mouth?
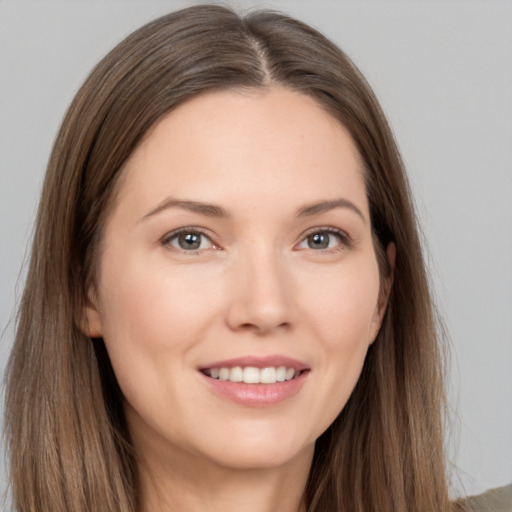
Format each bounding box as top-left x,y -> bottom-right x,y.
201,366 -> 307,384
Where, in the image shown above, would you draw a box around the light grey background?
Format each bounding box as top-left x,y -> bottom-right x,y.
1,0 -> 511,503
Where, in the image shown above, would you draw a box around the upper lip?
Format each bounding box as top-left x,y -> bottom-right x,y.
199,355 -> 309,371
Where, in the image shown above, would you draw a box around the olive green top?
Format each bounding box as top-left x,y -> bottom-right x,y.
462,483 -> 512,512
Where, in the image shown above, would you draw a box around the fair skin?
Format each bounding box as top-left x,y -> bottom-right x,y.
85,87 -> 393,512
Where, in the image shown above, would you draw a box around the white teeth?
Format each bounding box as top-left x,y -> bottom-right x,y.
205,366 -> 301,384
229,366 -> 243,382
276,366 -> 286,382
243,367 -> 260,384
260,367 -> 276,384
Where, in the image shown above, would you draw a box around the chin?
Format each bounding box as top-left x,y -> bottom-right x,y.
196,424 -> 316,471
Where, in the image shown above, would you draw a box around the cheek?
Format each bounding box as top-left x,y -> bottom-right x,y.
99,254 -> 218,341
95,253 -> 223,393
299,258 -> 381,420
294,266 -> 379,438
95,256 -> 227,438
301,260 -> 381,351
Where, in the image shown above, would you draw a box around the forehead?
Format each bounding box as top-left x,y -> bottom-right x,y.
117,86 -> 368,217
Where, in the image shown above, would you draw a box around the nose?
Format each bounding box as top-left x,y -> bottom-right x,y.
225,246 -> 296,336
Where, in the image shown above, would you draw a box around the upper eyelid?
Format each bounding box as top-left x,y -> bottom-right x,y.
159,225 -> 353,248
161,227 -> 216,246
299,226 -> 353,243
295,227 -> 356,254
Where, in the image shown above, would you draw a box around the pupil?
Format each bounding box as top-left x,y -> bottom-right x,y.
308,233 -> 329,249
179,233 -> 201,250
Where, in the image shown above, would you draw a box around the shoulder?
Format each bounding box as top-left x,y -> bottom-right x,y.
461,483 -> 512,512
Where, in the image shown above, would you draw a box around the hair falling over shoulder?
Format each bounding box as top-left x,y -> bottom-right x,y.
4,4 -> 463,511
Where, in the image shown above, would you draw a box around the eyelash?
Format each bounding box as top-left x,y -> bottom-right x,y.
161,227 -> 216,253
161,226 -> 353,254
297,227 -> 353,253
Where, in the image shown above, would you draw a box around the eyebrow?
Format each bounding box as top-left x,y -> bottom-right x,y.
140,198 -> 230,221
140,197 -> 365,223
297,199 -> 366,223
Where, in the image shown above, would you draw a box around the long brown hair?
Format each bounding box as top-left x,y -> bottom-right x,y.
5,5 -> 458,511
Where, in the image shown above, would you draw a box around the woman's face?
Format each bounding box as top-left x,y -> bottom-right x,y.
85,87 -> 390,473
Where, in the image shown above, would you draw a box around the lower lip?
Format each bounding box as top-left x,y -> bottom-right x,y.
200,371 -> 309,407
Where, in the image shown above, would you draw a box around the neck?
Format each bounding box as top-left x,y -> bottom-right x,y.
137,443 -> 313,512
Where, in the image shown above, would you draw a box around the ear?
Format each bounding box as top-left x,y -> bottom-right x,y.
80,288 -> 103,338
369,242 -> 396,343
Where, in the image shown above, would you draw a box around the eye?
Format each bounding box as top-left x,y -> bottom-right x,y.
297,229 -> 348,251
163,229 -> 215,252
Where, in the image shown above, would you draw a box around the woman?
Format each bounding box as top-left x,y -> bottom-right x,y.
4,4 -> 507,512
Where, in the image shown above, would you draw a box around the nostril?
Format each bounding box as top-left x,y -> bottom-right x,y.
238,321 -> 291,336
